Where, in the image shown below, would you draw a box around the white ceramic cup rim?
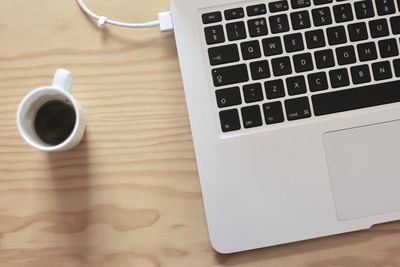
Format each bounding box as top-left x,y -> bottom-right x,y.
17,86 -> 82,152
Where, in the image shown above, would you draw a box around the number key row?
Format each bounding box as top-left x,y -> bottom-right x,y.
205,12 -> 316,45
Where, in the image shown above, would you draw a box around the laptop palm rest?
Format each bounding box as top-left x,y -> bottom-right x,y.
323,120 -> 400,221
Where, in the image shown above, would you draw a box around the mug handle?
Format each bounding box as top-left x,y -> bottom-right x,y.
52,69 -> 72,93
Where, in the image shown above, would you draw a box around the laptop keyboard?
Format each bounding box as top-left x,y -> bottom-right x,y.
201,0 -> 400,133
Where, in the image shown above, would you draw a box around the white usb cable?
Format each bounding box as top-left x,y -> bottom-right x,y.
76,0 -> 174,32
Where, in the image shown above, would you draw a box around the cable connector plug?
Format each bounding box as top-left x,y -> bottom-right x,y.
158,12 -> 174,32
76,0 -> 174,32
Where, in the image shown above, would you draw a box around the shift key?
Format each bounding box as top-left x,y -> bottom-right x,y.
212,64 -> 249,87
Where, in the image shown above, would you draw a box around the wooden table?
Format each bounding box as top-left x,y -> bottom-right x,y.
1,0 -> 400,266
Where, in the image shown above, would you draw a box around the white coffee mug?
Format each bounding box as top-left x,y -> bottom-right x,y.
17,69 -> 85,152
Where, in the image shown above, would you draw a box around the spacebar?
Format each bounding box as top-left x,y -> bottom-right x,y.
312,81 -> 400,116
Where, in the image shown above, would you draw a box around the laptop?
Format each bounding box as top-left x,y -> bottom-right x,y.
170,0 -> 400,253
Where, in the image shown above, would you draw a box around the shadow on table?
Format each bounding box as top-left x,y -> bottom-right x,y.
214,221 -> 400,266
47,131 -> 92,256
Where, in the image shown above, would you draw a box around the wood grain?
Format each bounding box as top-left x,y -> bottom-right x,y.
1,0 -> 400,266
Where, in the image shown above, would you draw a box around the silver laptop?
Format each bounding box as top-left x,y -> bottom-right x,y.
171,0 -> 400,253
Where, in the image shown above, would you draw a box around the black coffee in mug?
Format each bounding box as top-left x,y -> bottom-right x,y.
34,100 -> 76,146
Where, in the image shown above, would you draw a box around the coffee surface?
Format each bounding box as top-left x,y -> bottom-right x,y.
34,100 -> 76,146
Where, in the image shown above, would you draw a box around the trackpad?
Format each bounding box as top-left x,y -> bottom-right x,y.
324,120 -> 400,221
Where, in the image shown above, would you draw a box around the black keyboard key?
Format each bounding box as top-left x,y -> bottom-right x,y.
327,26 -> 347,45
314,0 -> 333,5
312,7 -> 333,27
212,64 -> 249,87
333,4 -> 354,23
219,109 -> 241,132
216,87 -> 242,108
272,57 -> 293,76
351,65 -> 372,84
293,53 -> 314,73
287,76 -> 307,96
263,102 -> 285,124
357,42 -> 378,62
247,4 -> 267,16
225,8 -> 244,20
241,40 -> 261,60
315,49 -> 335,69
248,18 -> 269,37
329,68 -> 350,88
336,46 -> 356,65
376,0 -> 396,15
241,106 -> 263,128
243,83 -> 264,103
291,11 -> 311,30
226,22 -> 247,41
285,97 -> 312,121
291,0 -> 311,9
202,12 -> 222,24
394,59 -> 400,77
370,19 -> 390,38
305,30 -> 326,49
208,44 -> 240,66
379,38 -> 399,58
263,37 -> 283,56
355,1 -> 375,19
265,80 -> 286,99
269,14 -> 290,34
269,1 -> 289,13
205,25 -> 225,45
308,72 -> 329,92
372,61 -> 393,81
390,16 -> 400,34
250,60 -> 271,80
312,80 -> 400,116
348,22 -> 368,42
284,33 -> 304,53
